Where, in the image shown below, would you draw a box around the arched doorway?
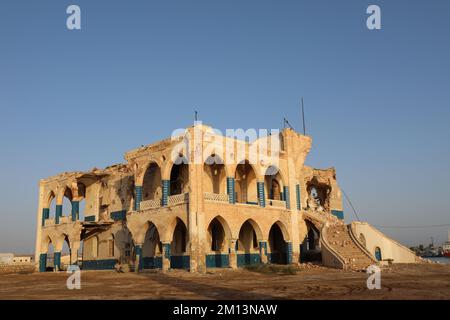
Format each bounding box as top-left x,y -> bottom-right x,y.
45,192 -> 56,225
170,218 -> 189,269
61,235 -> 71,271
237,220 -> 261,266
203,155 -> 227,195
43,237 -> 54,272
169,157 -> 189,196
268,223 -> 288,264
206,217 -> 230,268
62,188 -> 73,223
142,163 -> 162,201
235,161 -> 257,205
77,183 -> 87,221
264,166 -> 284,204
300,221 -> 322,263
142,222 -> 162,269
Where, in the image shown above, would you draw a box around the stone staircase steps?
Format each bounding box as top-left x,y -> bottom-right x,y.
324,223 -> 374,271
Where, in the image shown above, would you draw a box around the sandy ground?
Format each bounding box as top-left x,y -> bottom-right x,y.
0,263 -> 449,300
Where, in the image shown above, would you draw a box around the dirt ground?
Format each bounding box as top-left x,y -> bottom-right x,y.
0,263 -> 449,300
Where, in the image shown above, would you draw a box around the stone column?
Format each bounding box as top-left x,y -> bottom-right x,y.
283,186 -> 290,209
161,180 -> 170,206
285,241 -> 293,265
226,177 -> 236,204
71,201 -> 79,221
257,182 -> 266,207
135,244 -> 143,272
228,239 -> 238,269
55,204 -> 63,224
39,253 -> 47,272
162,242 -> 171,271
34,183 -> 45,271
54,252 -> 61,271
296,184 -> 301,210
259,240 -> 268,264
134,186 -> 143,211
41,208 -> 49,226
70,238 -> 81,266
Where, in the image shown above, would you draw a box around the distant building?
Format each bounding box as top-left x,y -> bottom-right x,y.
0,253 -> 33,265
12,256 -> 33,264
0,253 -> 14,264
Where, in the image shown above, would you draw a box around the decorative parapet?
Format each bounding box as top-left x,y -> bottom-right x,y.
168,193 -> 189,206
44,219 -> 55,227
139,198 -> 162,211
204,192 -> 229,203
59,216 -> 71,224
266,199 -> 287,208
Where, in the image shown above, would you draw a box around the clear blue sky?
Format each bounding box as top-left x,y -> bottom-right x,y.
1,0 -> 449,253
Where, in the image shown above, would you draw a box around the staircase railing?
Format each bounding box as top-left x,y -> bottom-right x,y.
347,223 -> 378,264
319,224 -> 347,269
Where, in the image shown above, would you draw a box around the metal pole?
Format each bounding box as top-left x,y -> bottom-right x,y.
301,98 -> 306,135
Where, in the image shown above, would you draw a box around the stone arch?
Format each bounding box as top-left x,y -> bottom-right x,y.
203,154 -> 228,194
162,154 -> 189,181
44,190 -> 56,208
207,216 -> 232,252
234,160 -> 259,204
136,159 -> 163,186
142,221 -> 162,258
75,182 -> 87,221
41,235 -> 55,253
62,187 -> 73,220
268,220 -> 291,242
264,165 -> 287,186
264,165 -> 286,201
231,158 -> 262,181
44,190 -> 56,220
163,215 -> 188,243
164,154 -> 189,196
300,220 -> 322,263
141,162 -> 162,201
171,218 -> 188,255
237,219 -> 263,253
268,222 -> 289,264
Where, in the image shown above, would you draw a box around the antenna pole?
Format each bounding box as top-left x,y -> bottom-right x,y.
301,98 -> 306,135
195,110 -> 198,122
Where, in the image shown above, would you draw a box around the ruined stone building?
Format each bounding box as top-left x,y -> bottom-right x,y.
34,123 -> 417,273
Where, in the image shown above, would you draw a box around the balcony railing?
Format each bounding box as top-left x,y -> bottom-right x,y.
168,193 -> 189,206
59,216 -> 71,224
44,219 -> 55,227
266,199 -> 287,208
204,192 -> 229,203
140,198 -> 161,211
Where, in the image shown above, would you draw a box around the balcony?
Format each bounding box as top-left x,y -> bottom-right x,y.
139,198 -> 162,211
44,219 -> 55,227
204,192 -> 229,203
168,193 -> 189,206
266,199 -> 287,208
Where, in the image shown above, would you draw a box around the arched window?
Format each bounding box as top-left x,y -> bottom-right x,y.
92,236 -> 99,258
108,235 -> 115,257
235,161 -> 257,204
374,247 -> 382,261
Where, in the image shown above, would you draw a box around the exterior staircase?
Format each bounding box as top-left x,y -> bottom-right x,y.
323,223 -> 376,271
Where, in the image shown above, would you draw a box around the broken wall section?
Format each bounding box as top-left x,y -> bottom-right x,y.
301,166 -> 344,219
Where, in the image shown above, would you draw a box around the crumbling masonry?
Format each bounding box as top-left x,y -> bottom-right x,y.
35,124 -> 380,273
